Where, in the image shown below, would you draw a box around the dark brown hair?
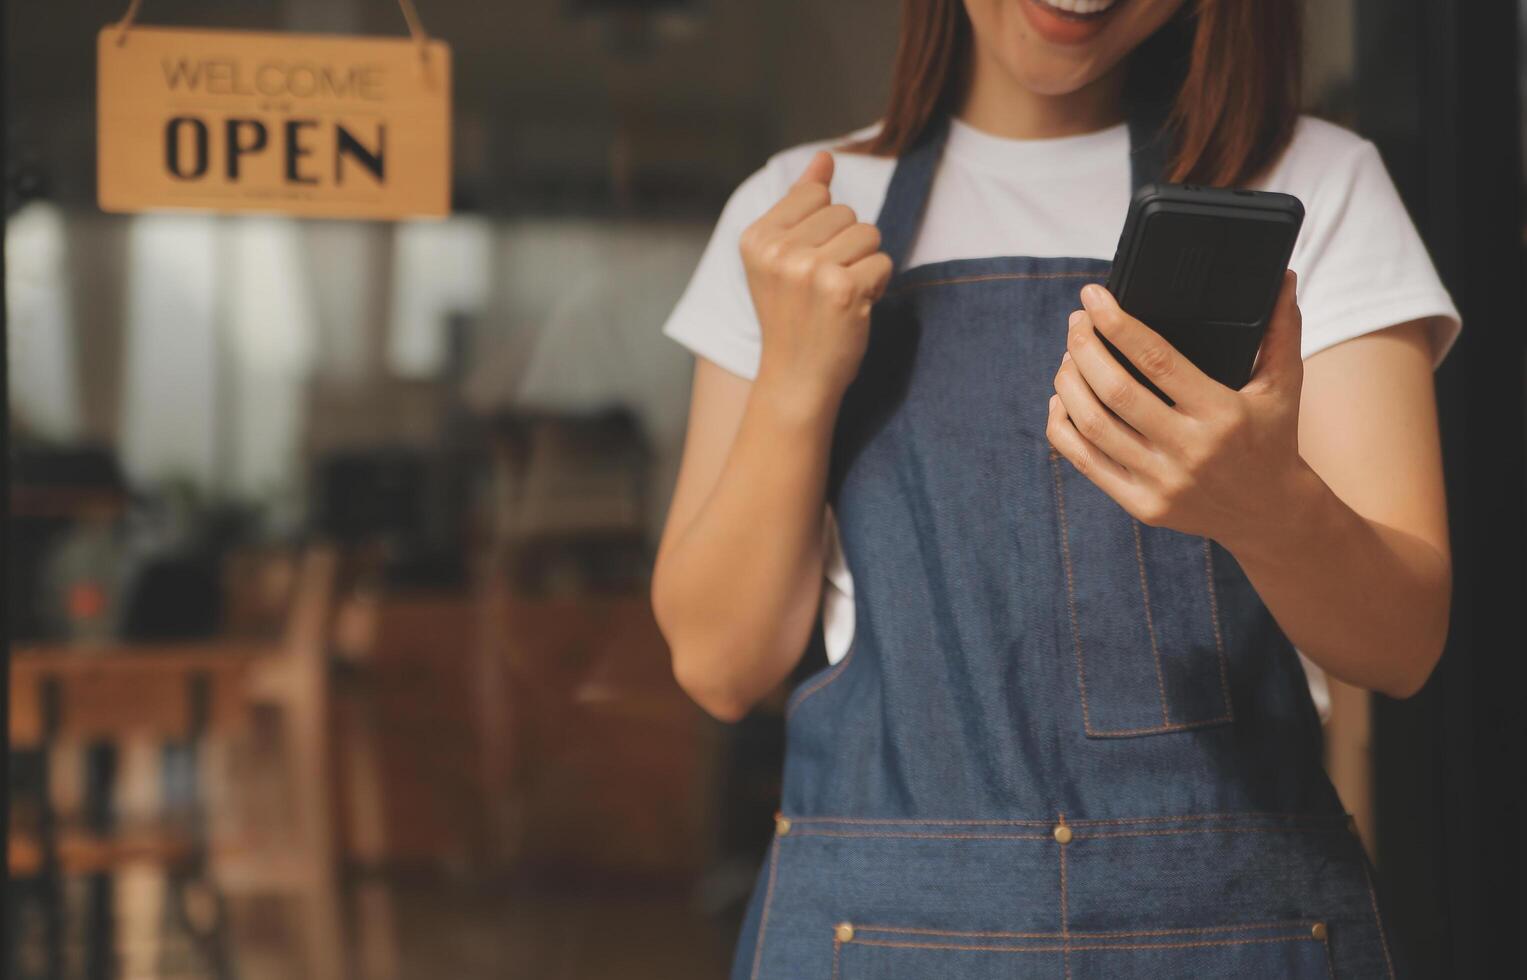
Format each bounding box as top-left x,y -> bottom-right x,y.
844,0 -> 1302,187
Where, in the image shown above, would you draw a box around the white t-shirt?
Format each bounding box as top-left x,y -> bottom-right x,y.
661,113 -> 1463,721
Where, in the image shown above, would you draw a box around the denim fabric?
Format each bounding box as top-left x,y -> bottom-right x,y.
731,115 -> 1405,979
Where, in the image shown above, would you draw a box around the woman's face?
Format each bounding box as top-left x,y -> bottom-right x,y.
962,0 -> 1189,97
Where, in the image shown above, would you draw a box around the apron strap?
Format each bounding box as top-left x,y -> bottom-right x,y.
872,116 -> 951,272
1125,92 -> 1173,194
872,98 -> 1173,271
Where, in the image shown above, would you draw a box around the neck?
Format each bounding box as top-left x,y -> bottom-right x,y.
956,51 -> 1127,139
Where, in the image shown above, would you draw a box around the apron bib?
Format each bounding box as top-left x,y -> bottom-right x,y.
730,108 -> 1405,980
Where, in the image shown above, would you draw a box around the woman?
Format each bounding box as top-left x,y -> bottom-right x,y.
652,1 -> 1459,976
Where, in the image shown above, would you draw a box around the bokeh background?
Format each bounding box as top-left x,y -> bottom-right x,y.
5,1 -> 1524,978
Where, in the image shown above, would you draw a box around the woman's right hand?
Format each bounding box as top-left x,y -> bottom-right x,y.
739,150 -> 894,414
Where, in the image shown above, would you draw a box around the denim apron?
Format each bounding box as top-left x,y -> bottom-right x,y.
729,109 -> 1405,980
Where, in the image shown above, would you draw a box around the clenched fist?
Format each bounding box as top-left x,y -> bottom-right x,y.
740,150 -> 894,413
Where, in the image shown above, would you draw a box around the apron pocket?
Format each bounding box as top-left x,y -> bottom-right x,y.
835,920 -> 1332,980
1048,447 -> 1234,737
1069,921 -> 1334,979
834,926 -> 1062,980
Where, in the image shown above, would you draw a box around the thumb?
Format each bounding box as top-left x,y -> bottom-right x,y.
1246,269 -> 1303,390
794,150 -> 835,190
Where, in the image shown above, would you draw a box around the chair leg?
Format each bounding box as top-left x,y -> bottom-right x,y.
83,742 -> 117,980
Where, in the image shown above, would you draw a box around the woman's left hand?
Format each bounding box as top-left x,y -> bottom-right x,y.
1046,271 -> 1311,550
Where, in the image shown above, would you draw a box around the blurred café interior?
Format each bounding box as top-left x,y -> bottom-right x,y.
3,1 -> 1524,978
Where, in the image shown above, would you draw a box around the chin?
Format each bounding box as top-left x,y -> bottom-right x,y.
965,0 -> 1186,96
1008,51 -> 1111,97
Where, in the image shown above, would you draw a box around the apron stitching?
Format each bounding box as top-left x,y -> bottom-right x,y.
1059,816 -> 1072,980
790,829 -> 1051,841
843,935 -> 1325,954
784,636 -> 858,720
1132,519 -> 1174,726
830,936 -> 841,980
780,811 -> 1348,827
1067,811 -> 1339,826
1048,448 -> 1096,735
848,919 -> 1325,939
887,270 -> 1097,296
747,837 -> 781,980
1079,716 -> 1234,737
1202,538 -> 1236,718
1321,930 -> 1337,980
1360,855 -> 1398,979
1079,825 -> 1354,840
785,824 -> 1349,841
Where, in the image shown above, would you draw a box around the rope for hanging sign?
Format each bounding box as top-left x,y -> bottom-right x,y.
112,0 -> 434,69
394,0 -> 434,73
112,0 -> 144,46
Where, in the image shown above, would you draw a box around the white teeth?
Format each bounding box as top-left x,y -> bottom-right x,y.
1036,0 -> 1120,15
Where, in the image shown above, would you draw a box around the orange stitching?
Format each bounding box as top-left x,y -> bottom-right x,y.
1075,920 -> 1318,940
748,838 -> 781,980
1320,929 -> 1336,980
831,936 -> 840,980
780,810 -> 1348,828
1059,815 -> 1071,980
1065,811 -> 1344,827
888,270 -> 1097,295
1075,715 -> 1235,737
1133,519 -> 1173,726
792,829 -> 1051,841
856,925 -> 1057,939
1078,825 -> 1353,840
845,935 -> 1321,954
1361,855 -> 1398,979
784,636 -> 858,721
850,919 -> 1319,940
1202,537 -> 1235,719
851,939 -> 1070,953
791,824 -> 1339,842
1049,448 -> 1095,735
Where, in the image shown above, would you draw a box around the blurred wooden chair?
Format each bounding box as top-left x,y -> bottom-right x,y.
214,544 -> 349,980
8,640 -> 263,979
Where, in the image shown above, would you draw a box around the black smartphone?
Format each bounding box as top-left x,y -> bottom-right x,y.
1101,181 -> 1305,405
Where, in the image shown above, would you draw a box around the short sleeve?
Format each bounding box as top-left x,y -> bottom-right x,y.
660,162 -> 787,380
1288,136 -> 1462,370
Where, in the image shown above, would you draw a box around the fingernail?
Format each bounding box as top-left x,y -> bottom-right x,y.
1082,284 -> 1109,306
1068,310 -> 1086,328
1061,350 -> 1071,363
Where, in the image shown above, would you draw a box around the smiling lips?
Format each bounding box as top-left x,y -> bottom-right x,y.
1022,0 -> 1125,44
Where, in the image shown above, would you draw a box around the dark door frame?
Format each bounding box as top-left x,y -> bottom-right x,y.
1357,0 -> 1526,976
2,2 -> 13,966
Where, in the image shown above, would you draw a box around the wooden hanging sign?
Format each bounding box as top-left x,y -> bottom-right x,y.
98,22 -> 451,219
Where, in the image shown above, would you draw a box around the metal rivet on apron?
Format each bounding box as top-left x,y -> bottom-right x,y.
1052,823 -> 1073,844
1311,921 -> 1328,941
835,922 -> 855,943
775,814 -> 792,836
